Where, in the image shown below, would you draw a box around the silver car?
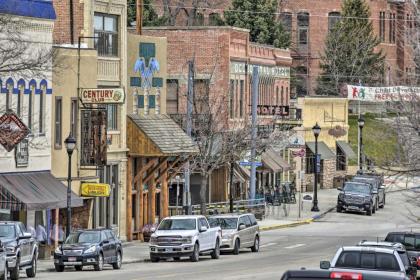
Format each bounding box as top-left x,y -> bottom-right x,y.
208,213 -> 260,255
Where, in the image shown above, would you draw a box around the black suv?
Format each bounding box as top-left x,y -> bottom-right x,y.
385,232 -> 420,270
0,222 -> 38,280
54,229 -> 122,272
337,181 -> 376,215
352,174 -> 386,211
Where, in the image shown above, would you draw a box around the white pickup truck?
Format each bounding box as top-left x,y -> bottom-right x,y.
149,215 -> 222,262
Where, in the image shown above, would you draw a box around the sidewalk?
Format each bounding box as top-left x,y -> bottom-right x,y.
37,241 -> 150,272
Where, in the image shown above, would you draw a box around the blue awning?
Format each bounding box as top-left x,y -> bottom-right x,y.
0,0 -> 56,20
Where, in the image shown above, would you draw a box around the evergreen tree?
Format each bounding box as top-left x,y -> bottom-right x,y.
224,0 -> 291,48
316,0 -> 385,95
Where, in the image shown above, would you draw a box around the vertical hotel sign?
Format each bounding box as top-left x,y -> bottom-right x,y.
80,110 -> 107,166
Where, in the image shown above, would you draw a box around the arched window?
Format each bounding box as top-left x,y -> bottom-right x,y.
5,78 -> 14,112
276,86 -> 279,105
39,80 -> 47,134
28,79 -> 37,130
17,79 -> 25,117
281,86 -> 284,105
328,12 -> 341,32
297,12 -> 309,48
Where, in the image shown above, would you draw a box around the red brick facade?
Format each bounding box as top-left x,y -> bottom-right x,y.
52,0 -> 84,44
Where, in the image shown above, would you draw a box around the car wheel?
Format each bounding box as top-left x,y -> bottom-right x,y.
26,254 -> 37,278
190,243 -> 200,262
336,206 -> 342,213
54,264 -> 64,272
94,253 -> 104,271
10,257 -> 19,280
366,206 -> 372,216
232,239 -> 240,255
211,239 -> 220,259
251,236 -> 260,252
372,203 -> 376,214
112,251 -> 122,270
173,257 -> 180,261
380,196 -> 385,208
150,255 -> 160,263
74,265 -> 83,271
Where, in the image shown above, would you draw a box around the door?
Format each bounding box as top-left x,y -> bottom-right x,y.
105,230 -> 117,262
198,218 -> 211,250
0,241 -> 5,273
16,224 -> 30,264
238,216 -> 251,246
101,231 -> 112,262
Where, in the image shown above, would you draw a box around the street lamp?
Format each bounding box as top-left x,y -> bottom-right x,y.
358,117 -> 365,172
64,134 -> 76,238
311,123 -> 321,212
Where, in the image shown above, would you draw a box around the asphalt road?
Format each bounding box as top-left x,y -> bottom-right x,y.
33,190 -> 420,280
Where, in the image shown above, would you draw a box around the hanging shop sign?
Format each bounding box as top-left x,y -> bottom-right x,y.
230,62 -> 290,78
328,126 -> 347,138
347,85 -> 420,102
80,110 -> 107,167
80,183 -> 111,197
0,111 -> 30,152
80,88 -> 125,104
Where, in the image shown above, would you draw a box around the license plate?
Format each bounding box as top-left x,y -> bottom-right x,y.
68,257 -> 77,262
165,248 -> 172,252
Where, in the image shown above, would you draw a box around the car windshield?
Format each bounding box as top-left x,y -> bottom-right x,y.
65,231 -> 101,244
0,225 -> 15,238
344,183 -> 370,194
158,219 -> 196,230
208,218 -> 238,229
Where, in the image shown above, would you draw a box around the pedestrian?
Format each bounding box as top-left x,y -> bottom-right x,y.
27,225 -> 36,238
36,224 -> 47,244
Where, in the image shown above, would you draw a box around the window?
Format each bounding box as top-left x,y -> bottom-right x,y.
297,12 -> 309,48
194,13 -> 204,26
39,91 -> 44,134
379,11 -> 386,42
5,81 -> 12,111
375,253 -> 399,271
166,79 -> 179,114
281,86 -> 284,105
70,98 -> 78,138
54,97 -> 62,149
276,87 -> 279,105
239,216 -> 251,228
248,214 -> 257,226
199,218 -> 209,229
328,12 -> 341,32
194,79 -> 210,114
107,104 -> 118,131
94,13 -> 118,57
306,149 -> 315,174
101,231 -> 107,242
389,12 -> 396,44
209,13 -> 223,26
28,90 -> 32,130
336,146 -> 346,171
229,80 -> 235,119
17,91 -> 22,117
280,12 -> 292,33
239,80 -> 244,117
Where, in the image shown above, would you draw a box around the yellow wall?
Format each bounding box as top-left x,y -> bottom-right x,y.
127,34 -> 168,115
300,97 -> 349,148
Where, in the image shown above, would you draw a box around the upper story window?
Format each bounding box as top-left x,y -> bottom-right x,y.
297,12 -> 309,48
379,11 -> 386,42
94,13 -> 119,57
389,12 -> 396,44
280,12 -> 292,33
328,12 -> 341,32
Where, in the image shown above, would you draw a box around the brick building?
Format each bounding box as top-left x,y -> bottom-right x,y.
142,26 -> 292,203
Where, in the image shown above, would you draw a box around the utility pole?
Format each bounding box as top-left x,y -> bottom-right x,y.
136,0 -> 143,35
229,161 -> 234,212
250,66 -> 259,200
184,60 -> 194,215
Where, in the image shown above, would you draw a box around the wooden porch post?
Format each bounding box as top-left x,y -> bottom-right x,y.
160,161 -> 169,218
143,192 -> 148,225
135,158 -> 143,240
126,156 -> 133,241
148,177 -> 156,224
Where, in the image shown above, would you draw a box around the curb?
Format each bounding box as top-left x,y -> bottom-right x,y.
385,186 -> 420,194
38,258 -> 146,273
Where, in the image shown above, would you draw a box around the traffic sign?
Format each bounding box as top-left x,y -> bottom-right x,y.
239,161 -> 262,167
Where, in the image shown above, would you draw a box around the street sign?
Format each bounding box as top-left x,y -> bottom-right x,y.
315,154 -> 321,173
292,148 -> 306,157
239,161 -> 262,167
80,88 -> 125,104
81,183 -> 111,197
0,111 -> 30,152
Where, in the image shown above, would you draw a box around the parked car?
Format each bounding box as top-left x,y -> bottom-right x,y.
357,240 -> 417,279
320,246 -> 413,280
337,181 -> 377,215
54,228 -> 123,272
208,213 -> 260,255
149,215 -> 221,262
385,232 -> 420,271
352,174 -> 386,210
0,240 -> 8,280
281,269 -> 405,279
0,221 -> 38,280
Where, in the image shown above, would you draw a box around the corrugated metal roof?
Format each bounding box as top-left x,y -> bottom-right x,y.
306,142 -> 336,160
0,171 -> 83,211
0,0 -> 56,20
128,114 -> 198,155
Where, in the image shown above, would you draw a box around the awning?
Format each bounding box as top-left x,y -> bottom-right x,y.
261,149 -> 291,172
306,142 -> 335,160
233,163 -> 250,183
0,171 -> 83,211
336,141 -> 356,159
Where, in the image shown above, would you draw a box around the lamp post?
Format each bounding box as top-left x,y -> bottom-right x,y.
64,134 -> 76,238
358,117 -> 365,172
311,123 -> 321,212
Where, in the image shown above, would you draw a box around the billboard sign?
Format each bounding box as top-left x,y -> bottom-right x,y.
347,85 -> 420,102
80,88 -> 125,104
80,110 -> 107,167
0,111 -> 30,152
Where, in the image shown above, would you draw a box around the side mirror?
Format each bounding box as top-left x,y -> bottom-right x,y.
102,240 -> 110,245
372,190 -> 378,194
337,186 -> 343,191
238,224 -> 246,230
379,185 -> 385,189
20,232 -> 32,240
150,227 -> 156,233
320,261 -> 331,270
199,226 -> 207,233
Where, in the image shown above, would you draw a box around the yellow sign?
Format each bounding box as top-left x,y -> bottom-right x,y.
81,183 -> 111,197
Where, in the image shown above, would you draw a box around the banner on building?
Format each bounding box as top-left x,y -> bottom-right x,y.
80,110 -> 107,167
80,88 -> 125,104
347,85 -> 420,102
80,183 -> 111,197
0,111 -> 30,152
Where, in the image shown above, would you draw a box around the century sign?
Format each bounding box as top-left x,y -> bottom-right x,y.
80,88 -> 125,104
0,111 -> 30,152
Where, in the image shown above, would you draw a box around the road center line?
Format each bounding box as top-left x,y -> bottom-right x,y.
284,243 -> 306,249
260,242 -> 277,248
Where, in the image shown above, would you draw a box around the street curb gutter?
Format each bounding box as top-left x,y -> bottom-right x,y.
260,206 -> 335,232
38,258 -> 145,273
